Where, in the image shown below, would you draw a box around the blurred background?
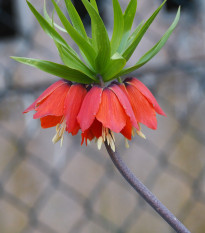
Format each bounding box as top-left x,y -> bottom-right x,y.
0,0 -> 205,232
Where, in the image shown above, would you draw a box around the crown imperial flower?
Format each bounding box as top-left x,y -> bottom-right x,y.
24,78 -> 165,151
13,0 -> 180,150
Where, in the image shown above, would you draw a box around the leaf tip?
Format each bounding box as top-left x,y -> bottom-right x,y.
10,56 -> 17,60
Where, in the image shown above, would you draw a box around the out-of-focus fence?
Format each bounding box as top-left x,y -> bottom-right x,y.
0,0 -> 205,233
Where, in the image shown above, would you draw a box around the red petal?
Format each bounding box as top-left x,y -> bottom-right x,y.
77,86 -> 102,132
126,78 -> 166,116
109,83 -> 139,130
64,84 -> 87,135
125,83 -> 157,130
33,83 -> 70,119
40,116 -> 63,128
120,117 -> 133,140
81,131 -> 94,146
23,80 -> 66,113
89,119 -> 102,138
96,88 -> 127,133
81,119 -> 102,146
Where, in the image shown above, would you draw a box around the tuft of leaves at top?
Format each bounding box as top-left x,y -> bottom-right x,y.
11,0 -> 180,84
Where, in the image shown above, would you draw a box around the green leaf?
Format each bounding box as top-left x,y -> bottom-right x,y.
43,0 -> 67,33
89,0 -> 99,49
26,1 -> 78,57
122,0 -> 166,61
90,0 -> 99,14
29,0 -> 94,78
55,43 -> 97,80
11,57 -> 95,84
118,0 -> 137,53
119,7 -> 180,76
102,53 -> 126,81
123,0 -> 137,33
51,0 -> 96,68
126,20 -> 144,48
110,0 -> 124,55
82,0 -> 111,73
46,11 -> 95,77
64,0 -> 88,40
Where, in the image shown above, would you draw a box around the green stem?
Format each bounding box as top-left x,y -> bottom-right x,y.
117,76 -> 122,83
97,74 -> 105,87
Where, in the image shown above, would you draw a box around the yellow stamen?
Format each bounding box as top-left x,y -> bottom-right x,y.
110,131 -> 115,142
60,135 -> 64,147
87,140 -> 91,145
125,139 -> 130,148
107,134 -> 112,146
136,130 -> 146,139
136,123 -> 146,139
97,136 -> 103,150
52,119 -> 66,147
110,137 -> 115,152
98,126 -> 116,152
132,128 -> 136,137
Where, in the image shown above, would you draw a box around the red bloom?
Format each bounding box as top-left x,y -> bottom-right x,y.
23,78 -> 165,151
121,78 -> 166,129
77,78 -> 165,151
77,84 -> 139,151
23,80 -> 87,145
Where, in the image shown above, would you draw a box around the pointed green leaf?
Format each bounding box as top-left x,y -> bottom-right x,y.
102,53 -> 126,81
43,0 -> 67,33
79,50 -> 95,71
47,10 -> 95,77
90,0 -> 99,14
51,0 -> 96,68
122,0 -> 166,61
64,0 -> 88,40
27,1 -> 78,58
124,0 -> 137,33
110,0 -> 124,55
119,7 -> 180,76
29,0 -> 93,77
89,0 -> 99,46
82,0 -> 111,73
118,0 -> 137,53
55,43 -> 96,80
126,20 -> 144,48
11,57 -> 95,84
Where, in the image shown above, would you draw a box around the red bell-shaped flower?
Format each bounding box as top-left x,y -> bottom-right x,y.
24,78 -> 165,151
23,80 -> 87,146
77,78 -> 165,151
77,83 -> 140,151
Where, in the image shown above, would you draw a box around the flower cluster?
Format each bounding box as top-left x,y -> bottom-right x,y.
24,78 -> 165,151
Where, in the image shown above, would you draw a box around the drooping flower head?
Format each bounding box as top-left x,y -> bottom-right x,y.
77,77 -> 166,151
24,80 -> 87,145
12,0 -> 180,151
24,77 -> 165,151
